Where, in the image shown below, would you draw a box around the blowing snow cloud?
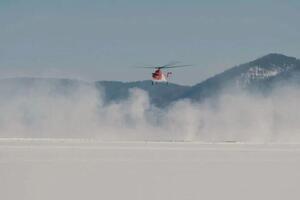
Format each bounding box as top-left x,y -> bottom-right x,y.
0,78 -> 299,143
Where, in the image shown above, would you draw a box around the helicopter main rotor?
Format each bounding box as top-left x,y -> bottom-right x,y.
136,61 -> 192,70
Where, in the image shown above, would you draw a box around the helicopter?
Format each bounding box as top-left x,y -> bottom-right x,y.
137,62 -> 192,85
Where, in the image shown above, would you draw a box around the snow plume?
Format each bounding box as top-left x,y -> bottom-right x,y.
0,80 -> 300,143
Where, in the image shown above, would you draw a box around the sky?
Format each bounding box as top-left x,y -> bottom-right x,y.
0,0 -> 300,85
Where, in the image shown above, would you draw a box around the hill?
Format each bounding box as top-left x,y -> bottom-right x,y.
179,53 -> 300,101
0,53 -> 299,107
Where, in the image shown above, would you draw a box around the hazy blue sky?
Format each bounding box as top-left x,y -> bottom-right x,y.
1,0 -> 300,85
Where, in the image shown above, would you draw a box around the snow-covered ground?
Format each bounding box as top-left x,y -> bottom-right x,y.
1,139 -> 300,200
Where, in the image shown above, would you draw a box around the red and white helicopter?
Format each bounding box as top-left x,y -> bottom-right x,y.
137,62 -> 191,85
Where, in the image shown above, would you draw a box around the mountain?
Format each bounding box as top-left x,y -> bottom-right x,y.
95,80 -> 189,107
0,78 -> 189,107
179,53 -> 300,101
0,53 -> 299,106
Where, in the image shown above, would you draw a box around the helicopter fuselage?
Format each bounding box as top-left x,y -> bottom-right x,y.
152,69 -> 167,83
